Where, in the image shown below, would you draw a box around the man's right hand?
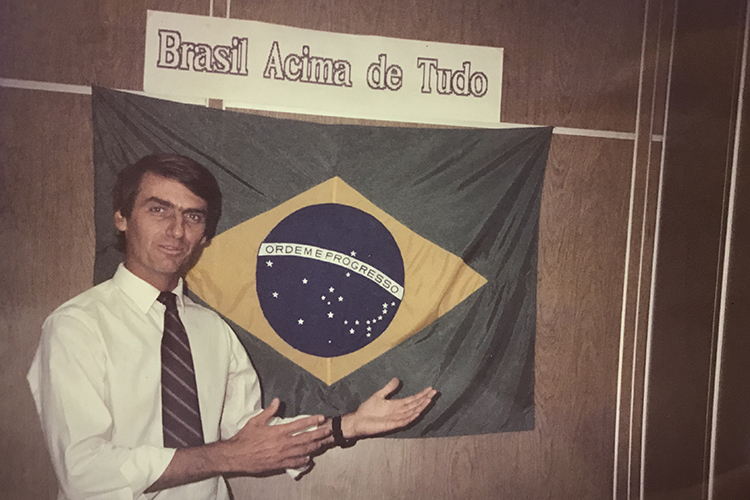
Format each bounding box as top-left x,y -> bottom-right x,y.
146,400 -> 331,492
225,398 -> 333,473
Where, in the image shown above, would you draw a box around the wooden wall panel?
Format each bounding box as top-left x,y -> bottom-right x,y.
612,2 -> 676,497
713,18 -> 750,498
0,88 -> 94,499
0,0 -> 648,129
643,0 -> 748,498
0,0 -> 208,89
533,135 -> 632,498
230,0 -> 645,131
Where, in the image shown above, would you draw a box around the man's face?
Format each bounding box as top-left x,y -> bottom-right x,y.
114,172 -> 208,291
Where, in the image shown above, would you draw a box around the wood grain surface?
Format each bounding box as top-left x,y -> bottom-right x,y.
642,1 -> 748,498
0,87 -> 94,499
712,33 -> 750,499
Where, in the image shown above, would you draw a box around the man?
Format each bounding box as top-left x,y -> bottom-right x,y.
28,154 -> 436,500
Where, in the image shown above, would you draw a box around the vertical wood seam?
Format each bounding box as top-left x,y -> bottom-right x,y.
707,3 -> 750,498
613,0 -> 646,494
615,1 -> 656,497
640,1 -> 680,498
702,3 -> 748,496
628,0 -> 668,495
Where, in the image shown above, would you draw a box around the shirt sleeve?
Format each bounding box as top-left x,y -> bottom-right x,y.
28,312 -> 175,500
217,321 -> 262,439
217,322 -> 312,478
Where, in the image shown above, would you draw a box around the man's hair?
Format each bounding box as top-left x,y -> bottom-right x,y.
113,154 -> 222,252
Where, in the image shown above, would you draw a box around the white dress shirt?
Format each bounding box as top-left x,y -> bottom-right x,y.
28,264 -> 268,500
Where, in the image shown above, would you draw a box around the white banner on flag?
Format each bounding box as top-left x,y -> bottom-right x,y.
144,11 -> 503,127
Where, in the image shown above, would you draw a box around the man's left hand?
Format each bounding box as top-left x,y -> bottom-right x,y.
341,378 -> 436,439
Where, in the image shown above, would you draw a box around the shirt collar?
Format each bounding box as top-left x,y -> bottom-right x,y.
112,263 -> 185,314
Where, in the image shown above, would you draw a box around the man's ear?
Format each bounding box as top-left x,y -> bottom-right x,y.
114,211 -> 128,232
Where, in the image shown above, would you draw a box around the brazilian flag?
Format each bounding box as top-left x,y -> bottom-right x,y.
93,87 -> 550,437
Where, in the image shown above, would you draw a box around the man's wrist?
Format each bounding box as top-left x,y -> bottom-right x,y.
331,414 -> 357,448
147,441 -> 233,492
219,433 -> 252,474
340,413 -> 356,439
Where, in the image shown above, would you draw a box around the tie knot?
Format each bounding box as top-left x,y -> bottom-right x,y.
158,291 -> 178,310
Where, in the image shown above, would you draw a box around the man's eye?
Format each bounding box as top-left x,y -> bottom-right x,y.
187,213 -> 205,224
149,206 -> 164,213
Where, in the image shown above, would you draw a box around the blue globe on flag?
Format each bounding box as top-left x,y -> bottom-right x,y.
256,203 -> 405,357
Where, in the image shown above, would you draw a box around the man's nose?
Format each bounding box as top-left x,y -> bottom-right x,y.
166,213 -> 185,238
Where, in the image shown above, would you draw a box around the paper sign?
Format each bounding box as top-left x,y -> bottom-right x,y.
144,11 -> 503,126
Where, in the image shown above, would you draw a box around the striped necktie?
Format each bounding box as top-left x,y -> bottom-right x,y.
158,291 -> 205,448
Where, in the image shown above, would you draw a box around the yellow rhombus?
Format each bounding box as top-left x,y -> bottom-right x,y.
188,177 -> 486,384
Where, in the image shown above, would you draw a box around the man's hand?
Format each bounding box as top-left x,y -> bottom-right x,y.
341,378 -> 436,439
225,397 -> 333,473
147,399 -> 332,492
148,383 -> 434,491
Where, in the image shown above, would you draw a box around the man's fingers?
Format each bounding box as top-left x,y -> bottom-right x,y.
385,387 -> 436,423
407,386 -> 436,401
273,426 -> 332,464
374,377 -> 400,398
417,386 -> 436,398
289,422 -> 331,443
394,393 -> 434,421
279,414 -> 327,434
388,387 -> 435,412
407,391 -> 435,412
284,455 -> 312,470
407,388 -> 436,408
290,428 -> 332,451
